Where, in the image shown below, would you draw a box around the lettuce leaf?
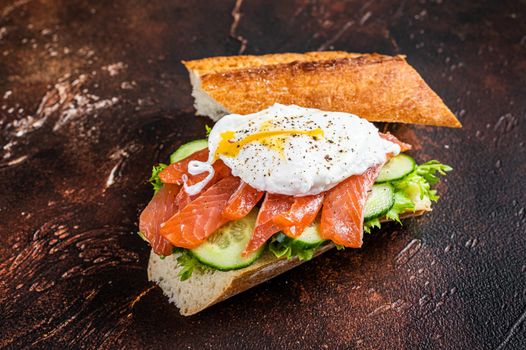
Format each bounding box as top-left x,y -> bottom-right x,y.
392,160 -> 451,202
364,159 -> 451,232
268,233 -> 323,261
205,124 -> 212,137
364,217 -> 381,234
172,248 -> 211,281
137,231 -> 149,242
149,163 -> 168,193
386,191 -> 415,223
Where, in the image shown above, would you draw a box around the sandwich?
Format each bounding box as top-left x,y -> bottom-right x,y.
139,52 -> 461,316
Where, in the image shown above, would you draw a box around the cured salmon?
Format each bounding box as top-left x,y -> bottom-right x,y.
222,181 -> 263,220
380,132 -> 412,152
139,183 -> 180,256
243,193 -> 295,255
159,148 -> 209,184
320,165 -> 382,247
160,176 -> 241,249
142,133 -> 411,254
243,134 -> 410,253
273,194 -> 324,238
172,159 -> 232,210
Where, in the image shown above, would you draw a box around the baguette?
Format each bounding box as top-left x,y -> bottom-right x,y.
183,51 -> 461,128
148,206 -> 430,316
145,52 -> 455,316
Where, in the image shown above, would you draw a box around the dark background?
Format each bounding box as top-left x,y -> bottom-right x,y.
1,1 -> 525,349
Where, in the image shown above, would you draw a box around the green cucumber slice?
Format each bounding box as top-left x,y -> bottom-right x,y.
364,183 -> 395,220
170,139 -> 208,164
376,154 -> 416,183
292,222 -> 326,249
190,210 -> 264,271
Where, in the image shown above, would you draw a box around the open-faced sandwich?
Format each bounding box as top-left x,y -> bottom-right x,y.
139,52 -> 461,316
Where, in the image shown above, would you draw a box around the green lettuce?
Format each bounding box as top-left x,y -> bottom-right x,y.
386,191 -> 415,223
137,231 -> 149,242
364,217 -> 382,233
173,248 -> 211,281
149,163 -> 168,193
268,233 -> 324,261
364,160 -> 452,232
395,160 -> 452,202
205,124 -> 212,137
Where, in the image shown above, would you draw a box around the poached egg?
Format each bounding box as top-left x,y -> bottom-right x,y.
185,104 -> 400,196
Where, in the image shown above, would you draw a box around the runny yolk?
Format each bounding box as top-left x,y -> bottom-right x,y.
214,127 -> 324,160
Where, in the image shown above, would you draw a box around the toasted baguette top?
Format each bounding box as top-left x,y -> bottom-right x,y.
183,52 -> 461,128
183,51 -> 363,75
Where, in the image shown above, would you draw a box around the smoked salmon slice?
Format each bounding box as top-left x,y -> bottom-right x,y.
139,183 -> 180,256
160,176 -> 241,249
149,134 -> 411,253
243,194 -> 295,255
273,194 -> 325,238
222,181 -> 264,220
320,134 -> 410,247
159,148 -> 209,184
320,165 -> 382,247
380,132 -> 412,152
171,159 -> 232,211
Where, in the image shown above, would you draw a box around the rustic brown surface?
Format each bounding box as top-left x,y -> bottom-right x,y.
0,0 -> 525,349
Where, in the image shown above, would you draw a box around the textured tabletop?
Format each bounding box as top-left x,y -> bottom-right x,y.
0,1 -> 525,349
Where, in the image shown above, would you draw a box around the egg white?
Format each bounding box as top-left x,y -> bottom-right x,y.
204,104 -> 399,196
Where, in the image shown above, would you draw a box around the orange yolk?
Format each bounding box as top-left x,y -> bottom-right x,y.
214,127 -> 324,160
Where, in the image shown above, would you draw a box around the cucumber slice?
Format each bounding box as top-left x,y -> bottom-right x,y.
364,183 -> 395,220
292,222 -> 326,249
170,139 -> 208,164
190,210 -> 264,270
376,154 -> 416,183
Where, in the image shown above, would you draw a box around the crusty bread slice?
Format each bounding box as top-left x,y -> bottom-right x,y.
184,51 -> 363,76
183,52 -> 461,127
148,245 -> 331,316
148,200 -> 431,316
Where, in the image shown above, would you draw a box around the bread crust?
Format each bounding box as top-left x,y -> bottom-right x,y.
183,52 -> 461,128
183,51 -> 363,75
